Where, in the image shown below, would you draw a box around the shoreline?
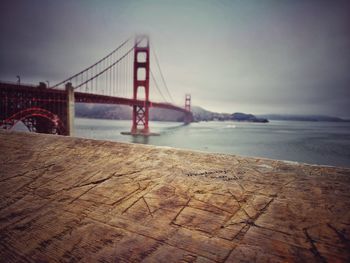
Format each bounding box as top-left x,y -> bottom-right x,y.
9,129 -> 350,169
7,129 -> 350,169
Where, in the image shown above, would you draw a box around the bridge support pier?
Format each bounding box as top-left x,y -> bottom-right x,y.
66,83 -> 74,136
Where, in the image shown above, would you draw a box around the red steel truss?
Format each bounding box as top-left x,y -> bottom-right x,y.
0,82 -> 192,135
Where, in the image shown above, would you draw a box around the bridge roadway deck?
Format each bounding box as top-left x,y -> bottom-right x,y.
0,130 -> 349,262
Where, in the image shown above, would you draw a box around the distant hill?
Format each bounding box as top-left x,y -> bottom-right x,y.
76,104 -> 349,123
75,104 -> 130,120
75,103 -> 268,123
75,103 -> 185,122
192,106 -> 268,123
257,114 -> 349,122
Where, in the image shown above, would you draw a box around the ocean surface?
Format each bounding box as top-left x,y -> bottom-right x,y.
74,118 -> 350,168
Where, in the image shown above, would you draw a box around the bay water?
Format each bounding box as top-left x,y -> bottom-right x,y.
75,118 -> 350,168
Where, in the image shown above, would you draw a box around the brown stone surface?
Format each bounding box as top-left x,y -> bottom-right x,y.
0,130 -> 350,262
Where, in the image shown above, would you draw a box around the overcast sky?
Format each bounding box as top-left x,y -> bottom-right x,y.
1,0 -> 349,116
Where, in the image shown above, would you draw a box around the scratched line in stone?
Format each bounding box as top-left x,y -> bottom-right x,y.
0,130 -> 350,262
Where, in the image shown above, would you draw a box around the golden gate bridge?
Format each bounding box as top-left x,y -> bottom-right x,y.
0,35 -> 193,136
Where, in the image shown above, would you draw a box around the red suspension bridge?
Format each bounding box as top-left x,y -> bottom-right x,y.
0,35 -> 193,136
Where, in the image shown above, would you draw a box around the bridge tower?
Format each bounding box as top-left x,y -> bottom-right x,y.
184,94 -> 193,124
131,35 -> 150,135
185,94 -> 191,112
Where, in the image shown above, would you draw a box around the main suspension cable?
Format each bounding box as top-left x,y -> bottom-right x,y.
52,37 -> 131,88
150,69 -> 167,103
151,47 -> 175,104
75,39 -> 142,90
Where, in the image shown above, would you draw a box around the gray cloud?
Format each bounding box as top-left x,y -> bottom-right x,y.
1,0 -> 349,117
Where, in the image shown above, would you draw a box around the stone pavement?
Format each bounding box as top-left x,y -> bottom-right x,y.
0,130 -> 349,262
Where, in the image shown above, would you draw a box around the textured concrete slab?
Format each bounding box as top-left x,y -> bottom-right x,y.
0,130 -> 349,262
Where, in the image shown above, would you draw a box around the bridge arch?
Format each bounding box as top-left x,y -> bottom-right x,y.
1,107 -> 66,135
